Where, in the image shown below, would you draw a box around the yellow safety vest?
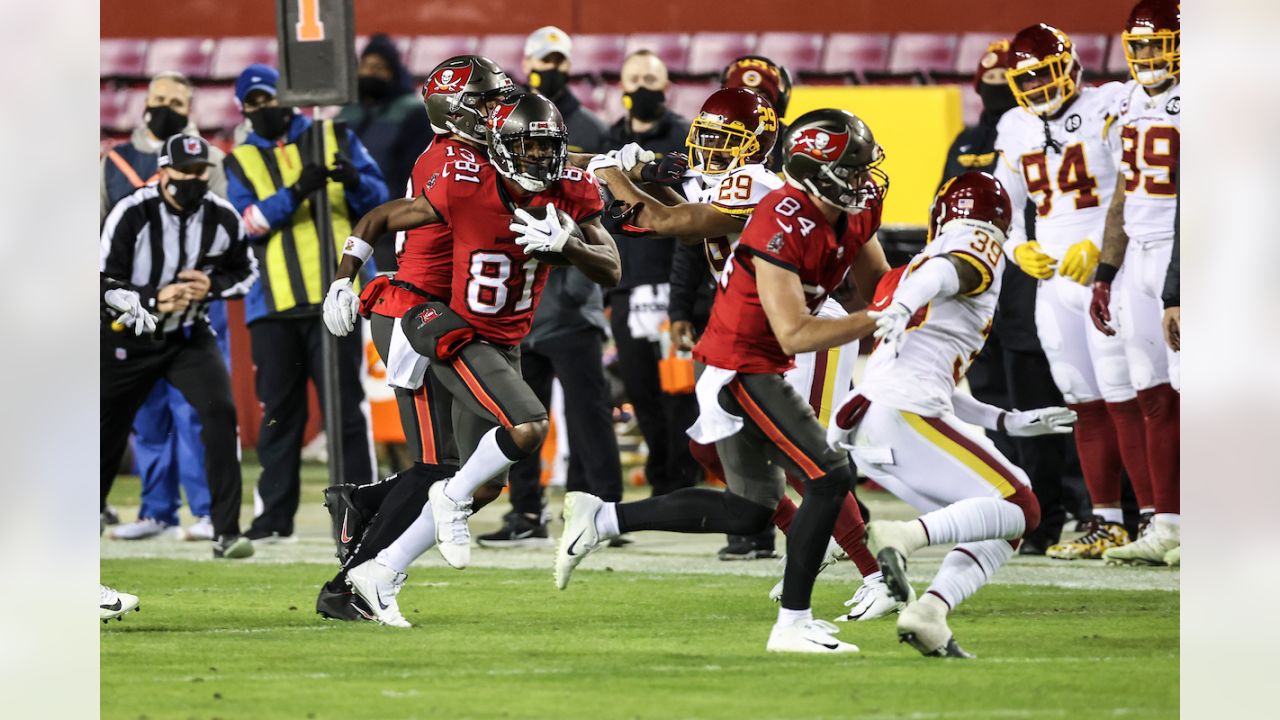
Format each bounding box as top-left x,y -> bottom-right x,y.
231,120 -> 356,315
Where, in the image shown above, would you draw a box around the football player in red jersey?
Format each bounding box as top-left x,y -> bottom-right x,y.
556,110 -> 894,654
328,92 -> 619,627
313,55 -> 514,622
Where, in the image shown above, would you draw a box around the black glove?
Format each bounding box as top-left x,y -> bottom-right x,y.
328,153 -> 361,190
291,163 -> 328,203
607,199 -> 653,237
641,152 -> 689,187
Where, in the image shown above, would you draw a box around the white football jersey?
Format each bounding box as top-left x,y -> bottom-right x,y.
860,220 -> 1005,417
681,163 -> 784,277
1111,80 -> 1180,243
994,82 -> 1127,258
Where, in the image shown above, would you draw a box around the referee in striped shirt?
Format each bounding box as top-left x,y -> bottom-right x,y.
100,134 -> 260,559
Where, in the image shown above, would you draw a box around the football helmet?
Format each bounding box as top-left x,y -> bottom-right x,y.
974,39 -> 1013,92
1006,24 -> 1083,117
928,171 -> 1013,244
1122,0 -> 1180,86
422,55 -> 515,143
781,109 -> 888,214
720,55 -> 793,116
487,92 -> 569,193
685,88 -> 779,175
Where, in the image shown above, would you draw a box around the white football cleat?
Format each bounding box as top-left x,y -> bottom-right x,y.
181,516 -> 214,541
429,480 -> 472,569
897,594 -> 974,659
1164,545 -> 1180,566
865,520 -> 926,603
555,492 -> 604,590
110,517 -> 177,541
768,539 -> 846,603
100,585 -> 139,622
766,618 -> 859,654
1103,517 -> 1179,566
346,560 -> 411,628
836,579 -> 910,622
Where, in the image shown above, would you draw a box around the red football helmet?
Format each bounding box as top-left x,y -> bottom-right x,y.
928,172 -> 1012,243
974,38 -> 1013,92
1123,0 -> 1180,86
720,55 -> 793,116
685,87 -> 780,175
1006,24 -> 1083,117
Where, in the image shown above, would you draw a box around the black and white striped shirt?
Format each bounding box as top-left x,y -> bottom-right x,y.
100,186 -> 258,333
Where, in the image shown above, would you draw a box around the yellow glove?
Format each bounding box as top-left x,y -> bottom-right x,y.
1012,240 -> 1056,280
1059,239 -> 1100,285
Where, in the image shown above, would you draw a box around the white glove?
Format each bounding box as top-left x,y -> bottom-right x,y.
104,288 -> 157,336
1003,407 -> 1078,436
510,204 -> 572,254
586,151 -> 621,178
618,142 -> 655,171
825,389 -> 861,452
323,277 -> 360,337
868,302 -> 912,356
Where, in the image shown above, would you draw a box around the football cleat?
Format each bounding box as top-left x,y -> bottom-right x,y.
1164,546 -> 1180,567
718,529 -> 778,561
769,539 -> 845,602
429,480 -> 472,569
766,618 -> 859,654
100,584 -> 140,623
836,579 -> 911,622
212,534 -> 254,559
316,579 -> 374,622
897,594 -> 974,659
477,511 -> 552,549
1102,519 -> 1179,566
324,483 -> 367,563
181,516 -> 214,542
245,529 -> 297,544
110,517 -> 177,541
866,520 -> 925,603
1046,517 -> 1129,560
346,560 -> 411,628
555,492 -> 604,590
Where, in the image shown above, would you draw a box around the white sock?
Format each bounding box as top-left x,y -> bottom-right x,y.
377,502 -> 437,573
444,428 -> 519,503
1139,506 -> 1155,516
775,606 -> 813,627
1154,512 -> 1180,526
862,570 -> 884,585
925,539 -> 1013,610
918,497 -> 1025,545
1095,507 -> 1123,524
594,502 -> 621,539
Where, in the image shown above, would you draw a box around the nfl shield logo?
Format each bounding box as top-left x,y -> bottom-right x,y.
183,137 -> 202,155
115,348 -> 127,360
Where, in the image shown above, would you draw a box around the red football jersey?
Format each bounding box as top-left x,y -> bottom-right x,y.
393,136 -> 477,303
425,161 -> 604,344
694,184 -> 882,374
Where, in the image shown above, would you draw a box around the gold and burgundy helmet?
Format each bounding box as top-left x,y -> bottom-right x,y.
929,171 -> 1012,243
1122,0 -> 1180,86
685,87 -> 779,175
974,39 -> 1013,92
720,55 -> 792,116
1006,24 -> 1083,117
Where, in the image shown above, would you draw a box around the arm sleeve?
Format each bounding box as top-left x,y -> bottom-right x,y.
208,210 -> 259,299
341,129 -> 390,218
223,152 -> 297,239
1162,193 -> 1179,308
892,256 -> 961,312
952,391 -> 1004,430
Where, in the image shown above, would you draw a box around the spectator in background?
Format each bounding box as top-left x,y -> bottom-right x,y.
480,26 -> 621,547
101,71 -> 230,543
602,50 -> 700,496
223,64 -> 387,542
337,34 -> 433,272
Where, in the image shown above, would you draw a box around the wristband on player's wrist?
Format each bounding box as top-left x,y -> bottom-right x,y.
342,235 -> 375,263
1095,262 -> 1120,284
997,411 -> 1007,434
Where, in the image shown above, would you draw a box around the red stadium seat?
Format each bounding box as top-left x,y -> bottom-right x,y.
145,38 -> 216,79
192,84 -> 242,134
407,36 -> 479,78
599,84 -> 625,124
624,34 -> 690,74
101,39 -> 149,79
686,32 -> 757,76
757,32 -> 826,75
1106,35 -> 1130,76
954,33 -> 1006,76
820,33 -> 891,80
669,81 -> 718,121
887,33 -> 959,76
101,87 -> 148,134
571,34 -> 627,77
209,37 -> 278,80
355,35 -> 413,62
1070,33 -> 1110,75
477,34 -> 529,81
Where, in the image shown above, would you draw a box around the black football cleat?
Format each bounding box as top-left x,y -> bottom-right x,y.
213,534 -> 254,559
316,580 -> 374,622
324,484 -> 367,563
876,547 -> 913,603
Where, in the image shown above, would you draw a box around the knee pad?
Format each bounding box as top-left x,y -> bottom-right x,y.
1093,354 -> 1135,403
499,424 -> 543,460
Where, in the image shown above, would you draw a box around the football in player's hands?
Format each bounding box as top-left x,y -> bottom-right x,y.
511,204 -> 574,266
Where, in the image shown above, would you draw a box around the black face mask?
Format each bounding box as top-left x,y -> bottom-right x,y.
246,105 -> 294,140
164,177 -> 208,214
625,88 -> 666,122
358,75 -> 393,102
978,83 -> 1018,119
144,105 -> 188,141
529,69 -> 568,100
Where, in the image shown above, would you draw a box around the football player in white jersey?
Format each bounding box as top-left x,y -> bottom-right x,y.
589,87 -> 902,622
827,172 -> 1078,658
1091,0 -> 1181,566
994,24 -> 1153,560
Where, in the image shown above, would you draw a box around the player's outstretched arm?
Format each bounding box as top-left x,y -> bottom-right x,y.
592,166 -> 734,244
335,195 -> 441,282
755,257 -> 876,355
850,235 -> 892,304
562,216 -> 622,287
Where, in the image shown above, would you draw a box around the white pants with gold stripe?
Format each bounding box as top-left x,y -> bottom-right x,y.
785,298 -> 859,426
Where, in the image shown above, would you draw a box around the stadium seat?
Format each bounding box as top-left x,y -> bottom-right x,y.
101,39 -> 149,79
568,79 -> 604,116
477,34 -> 529,82
355,35 -> 413,62
191,84 -> 241,133
571,34 -> 627,78
145,38 -> 216,79
1106,36 -> 1130,76
669,81 -> 718,121
686,33 -> 757,76
757,32 -> 826,75
819,33 -> 891,81
1070,34 -> 1110,75
598,84 -> 625,124
624,34 -> 690,74
408,36 -> 479,78
209,37 -> 278,80
101,87 -> 148,134
882,32 -> 959,82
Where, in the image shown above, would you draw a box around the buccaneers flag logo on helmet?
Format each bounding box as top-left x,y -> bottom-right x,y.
789,128 -> 849,161
428,65 -> 473,94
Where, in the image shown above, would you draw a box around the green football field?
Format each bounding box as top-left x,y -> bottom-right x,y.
101,462 -> 1179,719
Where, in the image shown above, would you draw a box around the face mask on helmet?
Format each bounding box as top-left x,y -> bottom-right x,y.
447,88 -> 513,143
493,134 -> 567,193
686,119 -> 758,175
791,156 -> 889,215
1007,57 -> 1077,117
1123,33 -> 1179,86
